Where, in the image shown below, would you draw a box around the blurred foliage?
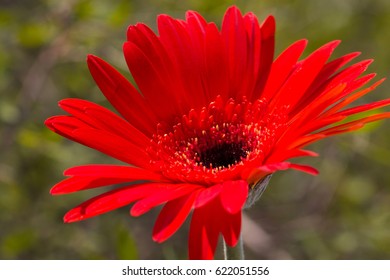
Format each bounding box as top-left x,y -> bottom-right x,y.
0,0 -> 389,260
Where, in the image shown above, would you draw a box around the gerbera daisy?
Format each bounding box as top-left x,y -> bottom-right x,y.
45,6 -> 390,260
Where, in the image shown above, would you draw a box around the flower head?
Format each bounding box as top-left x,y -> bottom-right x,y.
46,6 -> 390,259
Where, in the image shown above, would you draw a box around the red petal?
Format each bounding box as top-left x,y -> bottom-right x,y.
204,23 -> 229,101
242,12 -> 261,99
153,191 -> 199,243
188,199 -> 220,260
286,83 -> 347,134
221,211 -> 241,247
130,184 -> 201,217
52,177 -> 126,195
287,134 -> 326,150
123,41 -> 178,120
293,52 -> 361,112
242,162 -> 290,186
194,183 -> 223,208
58,98 -> 150,148
63,183 -> 162,223
189,192 -> 243,259
222,6 -> 248,97
252,15 -> 275,98
245,161 -> 319,183
46,117 -> 152,168
319,112 -> 390,136
262,39 -> 307,101
73,128 -> 150,166
156,14 -> 206,111
267,148 -> 319,163
185,11 -> 207,38
258,162 -> 291,173
323,59 -> 373,96
220,180 -> 248,214
324,78 -> 385,117
126,18 -> 203,116
126,23 -> 171,74
341,73 -> 377,97
87,55 -> 156,135
51,165 -> 164,195
273,41 -> 340,109
336,98 -> 390,117
289,164 -> 319,175
64,164 -> 157,178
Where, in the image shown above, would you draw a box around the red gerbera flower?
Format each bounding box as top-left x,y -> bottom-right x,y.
45,6 -> 390,259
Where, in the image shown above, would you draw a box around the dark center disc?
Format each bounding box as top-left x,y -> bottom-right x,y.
199,142 -> 247,169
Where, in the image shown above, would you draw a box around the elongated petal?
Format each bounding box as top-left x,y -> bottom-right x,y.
220,180 -> 248,214
194,184 -> 223,208
52,177 -> 129,195
153,191 -> 199,243
51,165 -> 164,194
273,41 -> 340,109
87,55 -> 157,135
46,116 -> 152,168
319,112 -> 390,136
156,14 -> 207,111
189,191 -> 243,259
258,162 -> 291,173
203,23 -> 229,101
323,78 -> 385,117
221,211 -> 241,247
123,42 -> 178,120
58,98 -> 150,148
253,15 -> 275,97
222,6 -> 248,96
292,52 -> 361,113
267,148 -> 319,163
70,128 -> 151,168
262,39 -> 307,101
130,184 -> 202,217
64,183 -> 163,222
243,160 -> 319,184
289,164 -> 319,175
188,198 -> 222,260
185,11 -> 207,38
336,98 -> 390,117
241,12 -> 261,99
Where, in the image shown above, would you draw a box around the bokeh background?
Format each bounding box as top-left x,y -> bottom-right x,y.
0,0 -> 389,260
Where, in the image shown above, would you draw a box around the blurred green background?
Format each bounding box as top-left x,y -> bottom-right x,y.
0,0 -> 389,260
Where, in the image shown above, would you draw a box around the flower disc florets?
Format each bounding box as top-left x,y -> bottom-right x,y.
150,95 -> 288,185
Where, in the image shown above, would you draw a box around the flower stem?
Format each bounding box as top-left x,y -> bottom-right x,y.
223,234 -> 245,260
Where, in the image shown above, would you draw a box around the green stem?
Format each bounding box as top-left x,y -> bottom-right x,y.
223,233 -> 245,260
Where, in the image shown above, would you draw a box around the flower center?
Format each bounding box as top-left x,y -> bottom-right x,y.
148,96 -> 287,184
199,141 -> 247,169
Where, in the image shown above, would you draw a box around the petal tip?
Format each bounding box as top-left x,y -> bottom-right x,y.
63,213 -> 78,223
49,186 -> 59,195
